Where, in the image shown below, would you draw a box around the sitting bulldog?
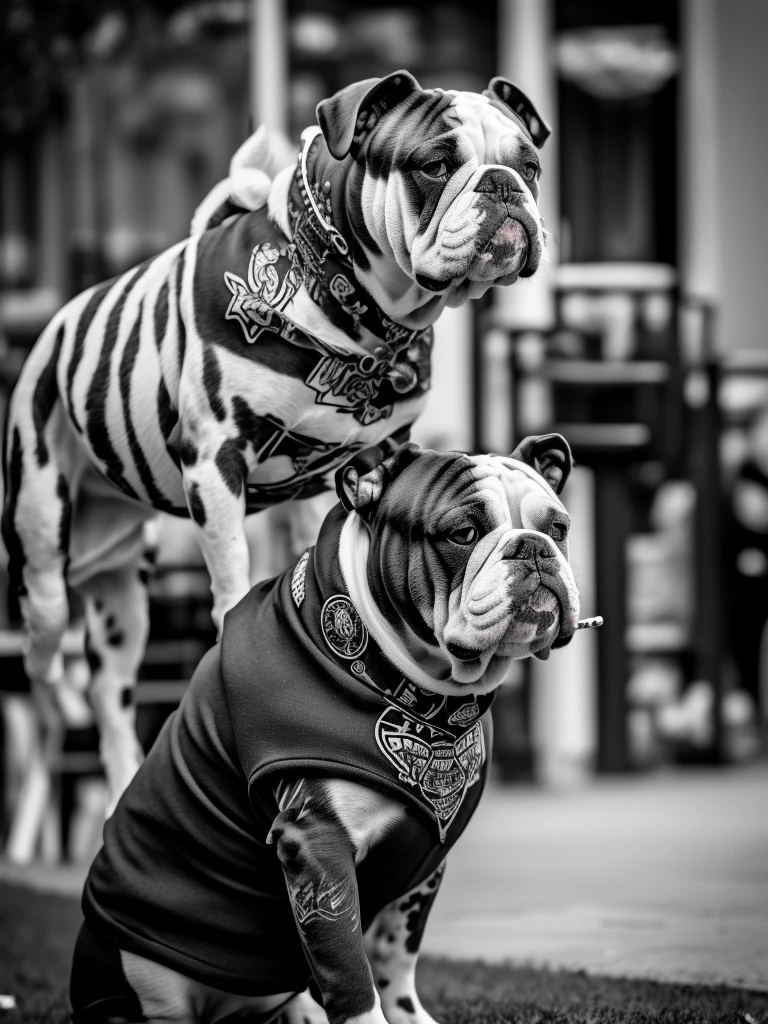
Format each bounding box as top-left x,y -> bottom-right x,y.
70,435 -> 580,1024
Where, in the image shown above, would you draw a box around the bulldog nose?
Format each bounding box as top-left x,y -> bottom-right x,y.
474,169 -> 525,203
505,534 -> 555,560
446,641 -> 482,662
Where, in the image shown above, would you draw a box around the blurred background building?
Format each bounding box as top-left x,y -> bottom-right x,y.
1,0 -> 767,859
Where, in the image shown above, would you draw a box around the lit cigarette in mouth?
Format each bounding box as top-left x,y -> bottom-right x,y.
576,616 -> 603,630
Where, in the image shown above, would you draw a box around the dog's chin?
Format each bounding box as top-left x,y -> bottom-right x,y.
447,649 -> 514,689
497,586 -> 562,661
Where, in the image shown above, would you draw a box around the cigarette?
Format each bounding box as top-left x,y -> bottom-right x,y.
576,616 -> 603,630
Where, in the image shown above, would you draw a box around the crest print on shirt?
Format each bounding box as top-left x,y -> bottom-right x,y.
321,595 -> 369,660
375,706 -> 485,842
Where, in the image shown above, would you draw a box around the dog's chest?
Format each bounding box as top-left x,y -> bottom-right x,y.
200,346 -> 428,512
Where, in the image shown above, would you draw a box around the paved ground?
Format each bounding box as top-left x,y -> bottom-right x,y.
1,763 -> 766,990
425,762 -> 768,991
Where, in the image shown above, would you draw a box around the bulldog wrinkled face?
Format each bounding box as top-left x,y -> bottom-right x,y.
343,443 -> 581,696
346,90 -> 546,311
429,454 -> 580,684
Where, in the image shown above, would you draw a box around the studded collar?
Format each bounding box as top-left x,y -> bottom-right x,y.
286,130 -> 433,370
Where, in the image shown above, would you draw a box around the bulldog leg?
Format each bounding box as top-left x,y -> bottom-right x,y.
180,460 -> 250,635
365,865 -> 446,1024
3,402 -> 76,862
79,563 -> 150,810
268,778 -> 402,1024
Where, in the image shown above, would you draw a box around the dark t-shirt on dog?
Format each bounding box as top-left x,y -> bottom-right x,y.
82,506 -> 494,996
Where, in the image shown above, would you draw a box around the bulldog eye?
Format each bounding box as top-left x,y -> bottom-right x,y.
550,521 -> 568,542
522,161 -> 540,182
448,525 -> 478,546
421,159 -> 449,179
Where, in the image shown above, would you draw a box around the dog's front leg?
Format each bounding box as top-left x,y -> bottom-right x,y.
181,458 -> 251,635
365,864 -> 446,1024
268,779 -> 395,1024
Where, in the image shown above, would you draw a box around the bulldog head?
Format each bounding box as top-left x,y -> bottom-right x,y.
335,435 -> 580,697
311,71 -> 551,326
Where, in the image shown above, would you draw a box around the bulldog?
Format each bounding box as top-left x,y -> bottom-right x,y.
2,69 -> 550,857
70,435 -> 579,1024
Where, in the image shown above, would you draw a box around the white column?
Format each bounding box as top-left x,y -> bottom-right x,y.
679,0 -> 719,306
250,0 -> 289,133
530,466 -> 598,787
495,0 -> 558,330
497,1 -> 597,785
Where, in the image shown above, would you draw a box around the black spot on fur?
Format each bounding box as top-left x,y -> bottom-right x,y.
377,978 -> 390,989
1,425 -> 25,600
396,997 -> 415,1014
107,631 -> 125,647
94,599 -> 103,612
32,324 -> 64,467
138,568 -> 150,585
178,438 -> 198,466
386,933 -> 396,943
120,686 -> 133,708
403,889 -> 441,955
215,438 -> 246,498
187,481 -> 206,527
231,394 -> 260,439
105,614 -> 115,629
85,641 -> 102,675
56,474 -> 71,574
202,345 -> 226,422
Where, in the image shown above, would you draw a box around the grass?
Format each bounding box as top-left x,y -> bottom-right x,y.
1,880 -> 767,1024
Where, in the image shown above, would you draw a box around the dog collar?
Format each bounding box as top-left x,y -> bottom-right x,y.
287,129 -> 433,387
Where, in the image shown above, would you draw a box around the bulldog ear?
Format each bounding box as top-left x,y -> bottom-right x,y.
317,70 -> 421,160
511,434 -> 573,494
335,440 -> 419,516
484,77 -> 551,148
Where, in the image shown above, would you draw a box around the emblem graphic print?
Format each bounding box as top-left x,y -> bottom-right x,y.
224,242 -> 301,345
321,595 -> 368,659
375,707 -> 485,842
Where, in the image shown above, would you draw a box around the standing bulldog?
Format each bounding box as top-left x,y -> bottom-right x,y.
2,70 -> 551,854
70,435 -> 579,1024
